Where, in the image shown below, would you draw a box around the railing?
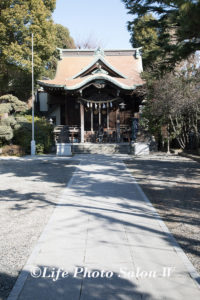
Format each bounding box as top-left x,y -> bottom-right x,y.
68,125 -> 80,143
54,125 -> 131,143
84,127 -> 131,143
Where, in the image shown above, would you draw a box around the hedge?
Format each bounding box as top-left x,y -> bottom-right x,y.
13,115 -> 54,154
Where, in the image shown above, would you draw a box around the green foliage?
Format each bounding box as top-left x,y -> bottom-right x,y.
0,1 -> 75,98
177,1 -> 200,41
0,0 -> 56,99
0,126 -> 13,141
1,116 -> 16,127
128,14 -> 159,67
36,143 -> 45,154
0,65 -> 33,101
0,94 -> 27,114
44,24 -> 76,79
0,103 -> 12,114
122,0 -> 200,71
0,0 -> 56,74
55,24 -> 75,49
0,94 -> 28,142
13,115 -> 54,154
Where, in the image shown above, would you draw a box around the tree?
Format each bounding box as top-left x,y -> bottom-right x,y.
122,0 -> 200,71
44,24 -> 76,79
0,0 -> 56,74
0,2 -> 76,97
142,71 -> 200,150
0,94 -> 27,142
55,24 -> 75,49
128,14 -> 159,67
0,0 -> 56,99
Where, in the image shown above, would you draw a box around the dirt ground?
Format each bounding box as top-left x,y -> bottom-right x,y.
125,154 -> 200,274
0,158 -> 78,300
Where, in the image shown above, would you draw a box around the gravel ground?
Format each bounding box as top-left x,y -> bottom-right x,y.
0,158 -> 78,300
1,154 -> 200,299
125,153 -> 200,274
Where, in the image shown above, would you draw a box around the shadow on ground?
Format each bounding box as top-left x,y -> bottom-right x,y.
2,266 -> 153,300
1,155 -> 200,299
0,272 -> 17,300
125,157 -> 200,270
0,160 -> 79,209
1,157 -> 200,252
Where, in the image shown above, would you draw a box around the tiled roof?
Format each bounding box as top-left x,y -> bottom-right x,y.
38,49 -> 144,91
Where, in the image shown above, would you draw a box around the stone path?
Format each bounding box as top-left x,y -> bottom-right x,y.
8,154 -> 200,300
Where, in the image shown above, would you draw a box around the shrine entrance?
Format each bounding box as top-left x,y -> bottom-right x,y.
38,48 -> 144,144
76,83 -> 139,144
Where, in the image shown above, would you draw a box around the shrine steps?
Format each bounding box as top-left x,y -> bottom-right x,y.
71,143 -> 131,154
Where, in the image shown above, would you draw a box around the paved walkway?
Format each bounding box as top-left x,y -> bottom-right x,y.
8,155 -> 200,300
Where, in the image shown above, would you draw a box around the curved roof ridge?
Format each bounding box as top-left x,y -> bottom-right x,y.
37,74 -> 142,91
71,55 -> 128,80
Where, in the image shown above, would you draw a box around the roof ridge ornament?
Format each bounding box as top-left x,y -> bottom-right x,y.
92,63 -> 108,75
56,48 -> 63,60
72,55 -> 128,79
95,47 -> 105,57
135,47 -> 142,59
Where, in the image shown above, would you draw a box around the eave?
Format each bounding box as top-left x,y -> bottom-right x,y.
38,74 -> 143,92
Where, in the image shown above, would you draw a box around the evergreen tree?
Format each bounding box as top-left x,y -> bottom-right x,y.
122,0 -> 200,70
128,14 -> 159,67
0,0 -> 56,74
0,0 -> 56,99
55,24 -> 75,49
0,1 -> 76,99
44,24 -> 76,79
0,94 -> 27,142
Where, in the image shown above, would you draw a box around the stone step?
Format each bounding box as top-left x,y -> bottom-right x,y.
71,143 -> 131,154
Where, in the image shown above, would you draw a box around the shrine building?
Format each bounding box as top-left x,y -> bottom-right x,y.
38,48 -> 144,144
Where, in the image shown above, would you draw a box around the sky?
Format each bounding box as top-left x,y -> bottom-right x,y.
53,0 -> 133,49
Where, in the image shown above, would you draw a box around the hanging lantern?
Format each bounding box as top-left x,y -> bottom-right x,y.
103,103 -> 106,109
95,103 -> 97,109
87,102 -> 90,108
90,102 -> 92,108
119,102 -> 126,110
110,102 -> 113,108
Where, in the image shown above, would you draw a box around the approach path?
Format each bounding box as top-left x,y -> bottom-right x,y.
8,154 -> 200,300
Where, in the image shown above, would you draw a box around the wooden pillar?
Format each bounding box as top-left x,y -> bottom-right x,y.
65,98 -> 69,125
116,108 -> 120,143
107,103 -> 109,129
80,103 -> 84,143
99,103 -> 101,126
91,109 -> 93,132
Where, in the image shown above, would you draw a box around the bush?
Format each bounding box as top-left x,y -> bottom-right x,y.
0,125 -> 13,141
36,143 -> 45,154
0,94 -> 28,143
13,115 -> 54,154
1,145 -> 25,156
